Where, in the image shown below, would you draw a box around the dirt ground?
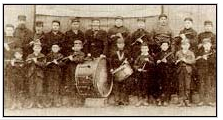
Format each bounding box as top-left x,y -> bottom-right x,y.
4,105 -> 216,116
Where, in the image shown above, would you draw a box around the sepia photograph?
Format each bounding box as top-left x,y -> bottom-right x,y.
3,4 -> 217,116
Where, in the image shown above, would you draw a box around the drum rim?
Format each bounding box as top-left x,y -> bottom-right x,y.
94,57 -> 113,98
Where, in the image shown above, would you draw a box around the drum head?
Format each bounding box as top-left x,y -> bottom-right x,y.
94,58 -> 113,97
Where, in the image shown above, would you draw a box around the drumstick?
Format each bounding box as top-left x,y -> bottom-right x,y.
141,62 -> 147,70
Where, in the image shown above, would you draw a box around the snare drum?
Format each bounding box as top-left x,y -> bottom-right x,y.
75,58 -> 113,98
112,63 -> 133,82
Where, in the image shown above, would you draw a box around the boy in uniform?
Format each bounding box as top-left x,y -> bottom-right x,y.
155,41 -> 175,106
196,40 -> 216,106
133,43 -> 154,106
63,40 -> 85,107
45,44 -> 64,107
175,41 -> 195,107
26,43 -> 46,108
110,38 -> 131,105
7,48 -> 25,109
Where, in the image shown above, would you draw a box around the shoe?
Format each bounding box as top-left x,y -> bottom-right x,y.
37,103 -> 44,109
157,100 -> 162,106
197,102 -> 204,106
26,102 -> 34,109
9,103 -> 17,110
185,100 -> 191,107
163,101 -> 168,106
56,103 -> 61,107
135,101 -> 142,107
177,101 -> 185,107
207,102 -> 215,107
17,102 -> 23,110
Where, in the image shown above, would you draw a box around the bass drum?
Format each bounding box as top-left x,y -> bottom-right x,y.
75,57 -> 113,98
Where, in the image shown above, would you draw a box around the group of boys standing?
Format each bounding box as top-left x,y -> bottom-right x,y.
4,13 -> 216,110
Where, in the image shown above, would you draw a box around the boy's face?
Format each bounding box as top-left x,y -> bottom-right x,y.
117,43 -> 125,50
52,22 -> 60,32
18,20 -> 26,28
35,26 -> 43,34
73,44 -> 82,51
137,21 -> 145,29
181,43 -> 190,50
141,46 -> 149,53
14,52 -> 23,59
203,42 -> 212,51
33,45 -> 42,53
52,45 -> 60,53
71,22 -> 80,30
5,27 -> 14,36
184,20 -> 193,29
161,43 -> 169,51
204,24 -> 213,32
92,20 -> 100,30
115,19 -> 123,27
159,17 -> 167,26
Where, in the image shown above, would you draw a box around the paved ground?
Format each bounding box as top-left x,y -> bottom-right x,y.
4,105 -> 216,116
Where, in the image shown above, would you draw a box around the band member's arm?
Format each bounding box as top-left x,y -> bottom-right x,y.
184,52 -> 196,64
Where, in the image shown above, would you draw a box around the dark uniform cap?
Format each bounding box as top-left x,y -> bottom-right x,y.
115,16 -> 123,20
158,14 -> 168,19
71,17 -> 80,23
5,24 -> 14,28
204,20 -> 213,26
35,21 -> 44,27
184,17 -> 193,22
137,18 -> 146,22
18,15 -> 26,21
52,20 -> 60,25
13,47 -> 23,54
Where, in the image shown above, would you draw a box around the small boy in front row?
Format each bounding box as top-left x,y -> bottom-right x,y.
175,41 -> 195,107
196,40 -> 216,106
63,39 -> 85,107
26,43 -> 46,108
110,38 -> 130,106
156,41 -> 175,106
7,48 -> 25,109
133,42 -> 154,107
45,44 -> 64,107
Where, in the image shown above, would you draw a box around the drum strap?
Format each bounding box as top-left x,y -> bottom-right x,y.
117,51 -> 124,61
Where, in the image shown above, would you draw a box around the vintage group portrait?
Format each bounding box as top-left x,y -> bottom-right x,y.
3,4 -> 217,116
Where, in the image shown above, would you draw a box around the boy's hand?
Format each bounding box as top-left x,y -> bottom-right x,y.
203,55 -> 208,60
33,58 -> 37,63
100,54 -> 106,58
157,60 -> 161,64
87,53 -> 91,57
68,55 -> 74,61
175,59 -> 181,64
4,43 -> 10,51
46,62 -> 51,65
110,69 -> 114,73
161,58 -> 167,63
144,58 -> 149,62
180,34 -> 186,40
111,34 -> 116,38
137,38 -> 143,43
10,59 -> 15,66
138,68 -> 143,72
53,59 -> 58,64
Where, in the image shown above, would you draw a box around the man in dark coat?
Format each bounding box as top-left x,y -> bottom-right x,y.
13,15 -> 33,59
108,16 -> 130,56
84,18 -> 108,58
64,18 -> 85,56
42,20 -> 65,55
